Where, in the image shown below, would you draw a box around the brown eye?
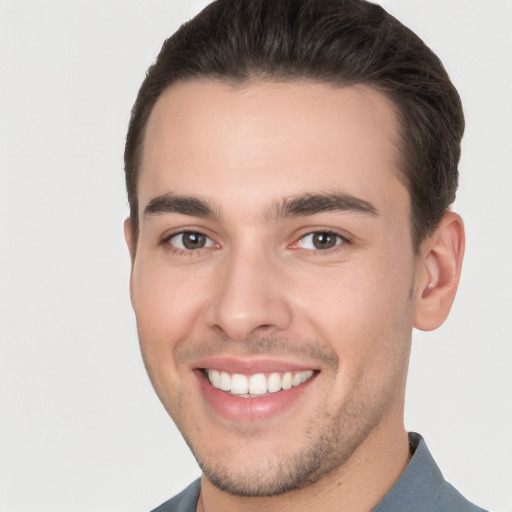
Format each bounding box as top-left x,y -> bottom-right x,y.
297,231 -> 345,250
311,232 -> 338,249
168,231 -> 216,250
182,232 -> 206,249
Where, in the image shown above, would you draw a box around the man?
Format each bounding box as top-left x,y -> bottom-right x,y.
123,0 -> 486,510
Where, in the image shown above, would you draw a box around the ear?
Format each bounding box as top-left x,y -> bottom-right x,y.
124,217 -> 137,306
124,217 -> 136,265
414,212 -> 465,331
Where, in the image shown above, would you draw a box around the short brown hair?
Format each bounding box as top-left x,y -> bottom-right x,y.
125,0 -> 464,250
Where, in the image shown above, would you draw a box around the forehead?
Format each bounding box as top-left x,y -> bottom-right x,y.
139,79 -> 407,218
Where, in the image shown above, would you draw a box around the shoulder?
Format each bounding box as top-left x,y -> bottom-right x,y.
150,479 -> 201,512
436,480 -> 488,512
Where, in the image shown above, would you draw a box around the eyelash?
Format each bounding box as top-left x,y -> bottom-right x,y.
163,230 -> 218,256
162,229 -> 351,256
291,230 -> 351,254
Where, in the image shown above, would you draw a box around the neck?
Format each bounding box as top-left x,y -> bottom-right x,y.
198,423 -> 411,512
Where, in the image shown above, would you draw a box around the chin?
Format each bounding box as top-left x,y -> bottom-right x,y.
186,419 -> 372,498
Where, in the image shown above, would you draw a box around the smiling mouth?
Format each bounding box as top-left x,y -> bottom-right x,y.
203,369 -> 315,398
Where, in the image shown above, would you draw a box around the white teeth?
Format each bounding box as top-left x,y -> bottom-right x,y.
230,373 -> 249,395
292,372 -> 302,386
248,373 -> 267,395
267,372 -> 282,393
219,371 -> 231,391
281,372 -> 293,390
207,369 -> 314,396
209,369 -> 220,388
301,370 -> 313,383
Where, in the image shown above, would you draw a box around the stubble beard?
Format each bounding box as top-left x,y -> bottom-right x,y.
157,313 -> 413,498
196,413 -> 383,497
182,360 -> 405,498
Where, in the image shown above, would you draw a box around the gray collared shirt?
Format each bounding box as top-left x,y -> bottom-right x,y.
151,433 -> 487,512
372,432 -> 486,512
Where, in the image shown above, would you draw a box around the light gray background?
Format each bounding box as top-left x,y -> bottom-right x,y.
1,1 -> 510,511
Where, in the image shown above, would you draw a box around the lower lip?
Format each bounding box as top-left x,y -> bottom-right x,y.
195,370 -> 316,422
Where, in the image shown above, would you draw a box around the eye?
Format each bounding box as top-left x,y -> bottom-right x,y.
167,231 -> 217,251
295,231 -> 346,251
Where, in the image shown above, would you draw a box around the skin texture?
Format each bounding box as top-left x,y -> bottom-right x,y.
125,80 -> 464,512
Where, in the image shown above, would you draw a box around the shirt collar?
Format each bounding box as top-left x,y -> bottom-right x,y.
372,432 -> 447,512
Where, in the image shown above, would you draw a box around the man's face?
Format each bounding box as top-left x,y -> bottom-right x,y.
128,80 -> 421,495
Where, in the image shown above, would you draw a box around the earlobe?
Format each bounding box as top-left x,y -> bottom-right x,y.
414,212 -> 465,331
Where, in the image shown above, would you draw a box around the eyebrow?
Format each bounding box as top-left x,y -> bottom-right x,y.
268,192 -> 379,220
144,194 -> 219,219
143,191 -> 378,222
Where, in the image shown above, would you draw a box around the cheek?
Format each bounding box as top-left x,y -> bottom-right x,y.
132,261 -> 204,340
131,265 -> 200,416
296,254 -> 414,365
130,264 -> 205,400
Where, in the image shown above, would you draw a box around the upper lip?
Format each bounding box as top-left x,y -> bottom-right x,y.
192,356 -> 319,374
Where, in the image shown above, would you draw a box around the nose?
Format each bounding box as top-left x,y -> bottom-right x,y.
205,248 -> 293,341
